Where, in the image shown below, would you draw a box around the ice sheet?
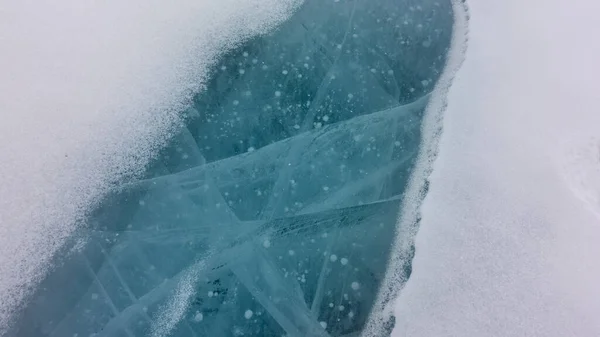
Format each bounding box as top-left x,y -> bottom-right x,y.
391,0 -> 600,336
7,0 -> 452,337
6,0 -> 455,335
0,0 -> 301,333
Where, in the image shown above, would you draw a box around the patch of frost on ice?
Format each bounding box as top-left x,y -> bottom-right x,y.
151,261 -> 204,337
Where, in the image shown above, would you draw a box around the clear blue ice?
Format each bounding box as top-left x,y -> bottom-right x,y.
14,0 -> 452,336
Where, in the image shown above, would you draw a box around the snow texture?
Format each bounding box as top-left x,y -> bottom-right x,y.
6,0 -> 454,335
0,0 -> 301,333
392,0 -> 600,336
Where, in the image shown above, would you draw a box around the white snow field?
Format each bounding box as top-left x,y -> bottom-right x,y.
391,0 -> 600,336
0,0 -> 301,333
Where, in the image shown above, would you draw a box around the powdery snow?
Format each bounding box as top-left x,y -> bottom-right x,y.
0,0 -> 301,333
392,0 -> 600,336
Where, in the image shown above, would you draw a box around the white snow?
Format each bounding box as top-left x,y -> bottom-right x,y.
151,263 -> 199,337
391,0 -> 600,336
0,0 -> 301,333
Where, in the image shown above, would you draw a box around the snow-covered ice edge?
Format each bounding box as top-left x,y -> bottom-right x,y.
0,1 -> 301,334
362,1 -> 469,336
391,0 -> 600,336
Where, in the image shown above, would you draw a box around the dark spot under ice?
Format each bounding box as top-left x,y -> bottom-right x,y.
13,0 -> 453,336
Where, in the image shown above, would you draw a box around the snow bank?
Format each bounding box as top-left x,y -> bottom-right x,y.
362,2 -> 467,336
393,0 -> 600,336
0,0 -> 300,333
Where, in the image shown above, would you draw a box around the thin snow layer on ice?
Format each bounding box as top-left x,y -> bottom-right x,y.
0,0 -> 300,333
150,258 -> 207,337
393,0 -> 600,336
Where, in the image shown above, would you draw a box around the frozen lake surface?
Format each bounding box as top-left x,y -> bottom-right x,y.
4,0 -> 453,336
4,0 -> 598,336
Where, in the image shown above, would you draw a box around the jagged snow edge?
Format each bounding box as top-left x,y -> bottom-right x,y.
361,1 -> 469,336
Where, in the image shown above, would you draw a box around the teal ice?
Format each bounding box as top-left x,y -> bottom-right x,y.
14,0 -> 452,336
